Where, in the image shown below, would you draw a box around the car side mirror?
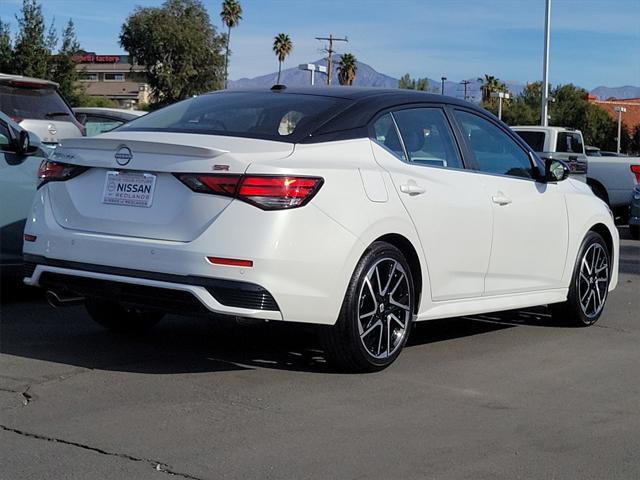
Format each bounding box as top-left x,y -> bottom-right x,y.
15,130 -> 31,155
545,158 -> 570,182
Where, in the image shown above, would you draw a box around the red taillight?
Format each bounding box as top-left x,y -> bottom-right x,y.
207,256 -> 253,267
175,174 -> 323,210
23,234 -> 37,242
631,165 -> 640,184
37,161 -> 88,188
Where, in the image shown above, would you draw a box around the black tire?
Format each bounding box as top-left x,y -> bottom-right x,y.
630,225 -> 640,241
85,298 -> 163,333
320,241 -> 415,372
549,231 -> 611,327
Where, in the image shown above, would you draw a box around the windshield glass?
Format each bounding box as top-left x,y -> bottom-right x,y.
0,84 -> 74,121
119,92 -> 352,142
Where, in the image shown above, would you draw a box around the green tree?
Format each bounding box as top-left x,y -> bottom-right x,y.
220,0 -> 242,89
337,53 -> 357,86
0,20 -> 12,73
629,124 -> 640,155
51,19 -> 83,105
120,0 -> 226,106
75,95 -> 118,108
11,0 -> 54,78
272,33 -> 292,84
398,73 -> 428,91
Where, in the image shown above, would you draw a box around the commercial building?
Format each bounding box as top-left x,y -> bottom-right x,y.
588,94 -> 640,136
75,52 -> 150,108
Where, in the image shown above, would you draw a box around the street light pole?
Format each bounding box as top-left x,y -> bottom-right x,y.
441,77 -> 447,95
615,106 -> 627,154
541,0 -> 552,126
298,63 -> 327,86
491,91 -> 511,120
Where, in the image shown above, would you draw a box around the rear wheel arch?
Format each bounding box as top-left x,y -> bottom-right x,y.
372,233 -> 422,315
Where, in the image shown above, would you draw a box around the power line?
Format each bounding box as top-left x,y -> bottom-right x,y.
315,34 -> 348,85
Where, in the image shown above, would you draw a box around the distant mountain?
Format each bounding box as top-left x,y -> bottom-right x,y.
590,85 -> 640,100
229,57 -> 638,101
230,57 -> 399,89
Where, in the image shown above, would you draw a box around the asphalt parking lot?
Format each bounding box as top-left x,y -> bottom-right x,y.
1,228 -> 638,480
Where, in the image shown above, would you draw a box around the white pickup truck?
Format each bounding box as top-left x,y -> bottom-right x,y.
512,126 -> 588,183
513,126 -> 640,222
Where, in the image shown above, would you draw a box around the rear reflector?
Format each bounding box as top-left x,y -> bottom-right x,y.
175,174 -> 323,210
207,257 -> 253,267
37,161 -> 88,188
631,165 -> 640,184
23,234 -> 37,242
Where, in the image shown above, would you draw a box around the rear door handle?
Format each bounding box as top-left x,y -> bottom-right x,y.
491,192 -> 512,206
400,183 -> 426,195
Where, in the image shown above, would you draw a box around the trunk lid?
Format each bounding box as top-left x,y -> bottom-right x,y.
48,132 -> 294,241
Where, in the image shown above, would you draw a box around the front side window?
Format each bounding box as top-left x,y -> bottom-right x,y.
0,122 -> 11,150
556,132 -> 584,154
371,113 -> 405,160
454,110 -> 535,179
392,108 -> 463,169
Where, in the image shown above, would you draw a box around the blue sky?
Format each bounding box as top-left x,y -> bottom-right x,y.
2,0 -> 639,88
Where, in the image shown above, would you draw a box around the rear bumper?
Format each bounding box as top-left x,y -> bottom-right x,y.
25,255 -> 282,320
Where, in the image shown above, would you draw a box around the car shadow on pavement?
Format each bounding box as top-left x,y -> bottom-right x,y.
1,280 -> 567,375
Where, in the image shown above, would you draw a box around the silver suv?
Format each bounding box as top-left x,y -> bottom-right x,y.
0,73 -> 84,144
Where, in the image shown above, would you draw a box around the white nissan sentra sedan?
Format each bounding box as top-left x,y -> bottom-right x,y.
23,87 -> 619,371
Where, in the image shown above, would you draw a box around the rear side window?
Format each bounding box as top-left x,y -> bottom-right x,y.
516,131 -> 545,152
371,113 -> 406,160
120,92 -> 352,143
454,110 -> 535,179
0,84 -> 74,122
556,132 -> 584,154
392,108 -> 463,169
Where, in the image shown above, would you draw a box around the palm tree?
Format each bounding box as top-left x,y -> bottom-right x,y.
220,0 -> 242,89
337,53 -> 358,86
272,33 -> 293,84
478,74 -> 507,103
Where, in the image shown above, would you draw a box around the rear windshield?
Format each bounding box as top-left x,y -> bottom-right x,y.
556,131 -> 584,154
119,92 -> 352,142
515,131 -> 546,152
0,84 -> 74,121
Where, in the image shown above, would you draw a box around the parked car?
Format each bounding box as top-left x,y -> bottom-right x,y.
512,126 -> 588,182
73,107 -> 146,137
23,88 -> 619,371
583,145 -> 640,223
0,73 -> 84,143
0,111 -> 49,277
630,186 -> 640,240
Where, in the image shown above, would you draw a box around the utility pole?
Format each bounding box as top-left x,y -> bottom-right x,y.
460,80 -> 471,101
441,77 -> 447,95
541,0 -> 552,126
315,34 -> 348,85
614,106 -> 627,154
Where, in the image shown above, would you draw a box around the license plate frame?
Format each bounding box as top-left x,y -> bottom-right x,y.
102,170 -> 157,208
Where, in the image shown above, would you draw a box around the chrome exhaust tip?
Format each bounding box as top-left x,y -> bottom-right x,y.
45,290 -> 84,308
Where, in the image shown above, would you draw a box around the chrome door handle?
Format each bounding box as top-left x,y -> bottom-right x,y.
491,192 -> 512,205
400,184 -> 426,195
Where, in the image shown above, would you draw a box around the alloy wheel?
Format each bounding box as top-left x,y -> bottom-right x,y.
578,243 -> 609,319
357,258 -> 412,359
